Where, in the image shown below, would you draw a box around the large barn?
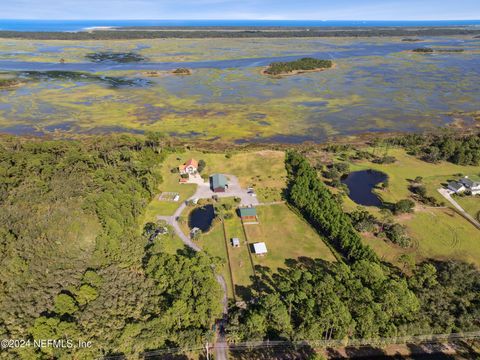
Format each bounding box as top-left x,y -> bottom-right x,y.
210,174 -> 228,192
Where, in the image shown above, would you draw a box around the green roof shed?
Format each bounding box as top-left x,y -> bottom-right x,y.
210,174 -> 228,192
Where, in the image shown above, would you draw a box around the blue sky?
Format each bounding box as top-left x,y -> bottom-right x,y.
1,0 -> 479,20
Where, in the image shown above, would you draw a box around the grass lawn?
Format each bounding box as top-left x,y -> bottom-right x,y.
363,207 -> 480,268
405,208 -> 480,266
244,203 -> 336,273
348,148 -> 480,204
181,198 -> 255,300
143,149 -> 286,219
223,216 -> 255,301
171,150 -> 287,202
198,222 -> 235,297
342,147 -> 480,267
454,195 -> 480,220
147,230 -> 186,256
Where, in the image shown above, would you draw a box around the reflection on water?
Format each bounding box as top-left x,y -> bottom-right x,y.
342,170 -> 387,207
189,205 -> 215,232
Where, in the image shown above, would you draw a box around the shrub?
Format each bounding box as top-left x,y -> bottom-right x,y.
373,155 -> 397,164
385,224 -> 412,248
393,199 -> 415,214
198,159 -> 206,173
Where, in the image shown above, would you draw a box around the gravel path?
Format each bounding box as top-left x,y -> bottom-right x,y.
157,174 -> 257,360
437,188 -> 480,230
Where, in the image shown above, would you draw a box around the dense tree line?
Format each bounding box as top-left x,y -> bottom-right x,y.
227,153 -> 479,343
0,135 -> 222,359
408,261 -> 480,334
0,28 -> 479,40
227,258 -> 480,343
285,151 -> 378,262
227,152 -> 480,343
386,132 -> 480,166
264,58 -> 332,75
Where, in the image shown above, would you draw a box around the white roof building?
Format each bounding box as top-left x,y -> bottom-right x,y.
253,242 -> 268,255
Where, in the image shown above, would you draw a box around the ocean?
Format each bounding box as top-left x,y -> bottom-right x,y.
0,19 -> 480,32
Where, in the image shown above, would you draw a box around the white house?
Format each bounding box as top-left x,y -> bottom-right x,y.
179,159 -> 198,175
459,177 -> 480,195
448,181 -> 466,194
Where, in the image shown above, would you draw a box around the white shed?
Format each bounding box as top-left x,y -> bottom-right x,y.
253,242 -> 268,255
232,238 -> 240,247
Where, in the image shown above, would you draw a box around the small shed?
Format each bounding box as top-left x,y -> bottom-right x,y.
158,227 -> 169,235
231,238 -> 240,247
239,207 -> 258,222
210,174 -> 228,192
190,227 -> 201,239
253,242 -> 268,255
173,194 -> 180,202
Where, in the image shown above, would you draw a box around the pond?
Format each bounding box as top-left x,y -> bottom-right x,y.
189,205 -> 215,232
341,170 -> 387,207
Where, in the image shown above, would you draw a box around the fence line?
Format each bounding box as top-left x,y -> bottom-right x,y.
99,331 -> 480,359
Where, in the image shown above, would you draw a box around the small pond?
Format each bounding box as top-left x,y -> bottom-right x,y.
189,205 -> 215,232
341,170 -> 387,207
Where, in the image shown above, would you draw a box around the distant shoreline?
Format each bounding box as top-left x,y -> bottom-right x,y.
0,26 -> 480,40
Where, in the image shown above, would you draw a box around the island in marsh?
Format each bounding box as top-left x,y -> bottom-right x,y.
0,78 -> 23,89
172,68 -> 192,75
8,70 -> 152,88
85,51 -> 146,63
262,57 -> 333,76
143,68 -> 192,77
411,47 -> 465,54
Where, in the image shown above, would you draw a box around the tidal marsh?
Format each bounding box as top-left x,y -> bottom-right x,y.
0,36 -> 479,141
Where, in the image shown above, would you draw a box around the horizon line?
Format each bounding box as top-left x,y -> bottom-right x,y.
1,18 -> 480,21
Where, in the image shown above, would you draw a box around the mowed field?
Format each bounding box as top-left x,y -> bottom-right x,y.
454,192 -> 480,220
244,203 -> 337,272
180,202 -> 336,301
143,149 -> 286,218
140,149 -> 288,299
343,147 -> 480,267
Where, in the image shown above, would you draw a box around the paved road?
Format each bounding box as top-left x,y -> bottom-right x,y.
215,274 -> 228,360
437,188 -> 480,230
192,174 -> 259,207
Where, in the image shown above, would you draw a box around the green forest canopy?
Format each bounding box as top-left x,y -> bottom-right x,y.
264,58 -> 333,75
227,152 -> 480,343
0,138 -> 478,358
0,135 -> 222,359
